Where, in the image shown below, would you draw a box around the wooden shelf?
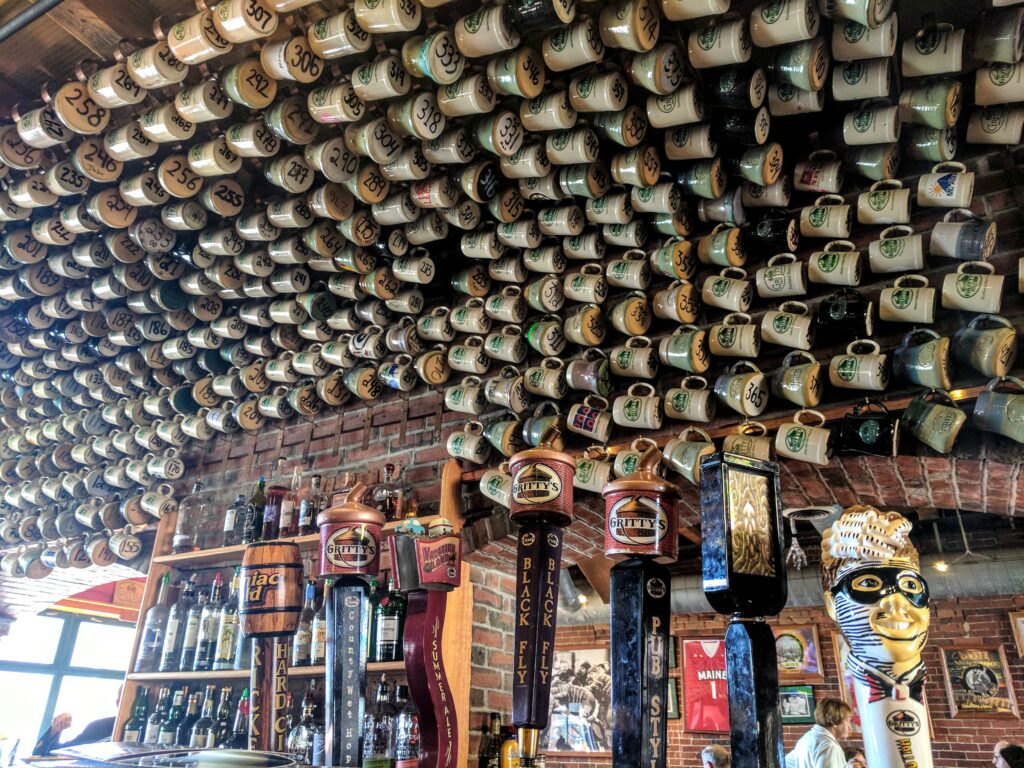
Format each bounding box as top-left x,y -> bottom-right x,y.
127,665 -> 326,682
367,660 -> 405,673
153,534 -> 320,567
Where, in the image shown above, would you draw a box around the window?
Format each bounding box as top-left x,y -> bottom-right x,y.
0,613 -> 131,760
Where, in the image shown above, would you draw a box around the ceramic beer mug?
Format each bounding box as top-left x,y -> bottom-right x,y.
563,304 -> 608,347
771,350 -> 824,407
697,223 -> 746,267
525,357 -> 569,400
612,383 -> 663,430
761,300 -> 815,350
664,375 -> 716,422
793,149 -> 844,194
649,238 -> 698,280
800,194 -> 853,238
446,421 -> 491,464
892,329 -> 953,390
652,279 -> 700,323
941,261 -> 1004,314
563,263 -> 609,304
775,409 -> 833,465
714,360 -> 768,417
709,312 -> 761,358
567,395 -> 613,442
930,209 -> 997,261
808,240 -> 863,286
573,447 -> 614,494
663,426 -> 715,485
857,179 -> 911,225
868,225 -> 925,273
521,402 -> 565,449
836,400 -> 900,457
445,376 -> 486,415
479,461 -> 513,507
917,161 -> 974,208
448,336 -> 490,374
722,420 -> 775,460
702,267 -> 752,312
658,325 -> 711,374
610,336 -> 658,379
828,339 -> 890,391
953,314 -> 1019,377
565,349 -> 613,396
484,366 -> 529,414
974,376 -> 1024,444
879,274 -> 936,323
903,389 -> 966,453
613,437 -> 662,478
483,418 -> 526,458
606,250 -> 652,290
755,253 -> 806,298
608,291 -> 652,336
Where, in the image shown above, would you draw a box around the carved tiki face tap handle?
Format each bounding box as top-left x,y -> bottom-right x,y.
508,426 -> 575,764
316,482 -> 384,767
822,505 -> 933,768
602,445 -> 678,768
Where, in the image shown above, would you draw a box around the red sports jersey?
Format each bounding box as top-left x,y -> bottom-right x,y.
683,639 -> 730,732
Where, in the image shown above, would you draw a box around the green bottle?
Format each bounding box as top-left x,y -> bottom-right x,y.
242,476 -> 266,544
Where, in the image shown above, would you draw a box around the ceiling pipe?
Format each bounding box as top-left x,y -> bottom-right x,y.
0,0 -> 65,45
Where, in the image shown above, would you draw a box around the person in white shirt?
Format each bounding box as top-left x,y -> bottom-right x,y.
701,744 -> 730,768
785,698 -> 853,768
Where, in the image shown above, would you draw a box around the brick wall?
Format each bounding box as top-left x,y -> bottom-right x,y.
549,595 -> 1024,768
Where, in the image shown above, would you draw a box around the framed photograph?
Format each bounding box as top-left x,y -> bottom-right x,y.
779,685 -> 816,724
682,638 -> 730,733
773,625 -> 824,682
939,645 -> 1020,719
1010,612 -> 1024,657
668,635 -> 677,669
831,633 -> 863,735
539,647 -> 612,753
667,678 -> 680,719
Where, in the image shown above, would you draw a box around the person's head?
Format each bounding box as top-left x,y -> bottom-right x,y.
822,507 -> 930,668
814,698 -> 853,740
701,744 -> 730,768
844,747 -> 866,768
996,744 -> 1024,768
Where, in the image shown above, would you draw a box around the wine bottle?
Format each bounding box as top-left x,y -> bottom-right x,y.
193,573 -> 223,671
362,675 -> 396,768
143,686 -> 170,744
158,688 -> 187,746
213,567 -> 240,670
121,687 -> 150,743
296,474 -> 324,536
310,580 -> 328,666
228,689 -> 250,749
374,577 -> 407,663
189,684 -> 219,748
213,687 -> 234,747
291,580 -> 315,667
222,493 -> 247,547
179,590 -> 208,671
280,466 -> 301,538
175,692 -> 201,746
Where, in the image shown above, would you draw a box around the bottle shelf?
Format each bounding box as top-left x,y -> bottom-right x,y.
367,660 -> 405,673
127,665 -> 327,682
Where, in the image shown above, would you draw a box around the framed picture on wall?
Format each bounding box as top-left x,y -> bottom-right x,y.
539,647 -> 612,753
682,638 -> 730,733
1010,612 -> 1024,657
773,625 -> 824,682
830,633 -> 863,735
779,685 -> 816,724
668,635 -> 677,669
939,645 -> 1020,719
667,678 -> 680,719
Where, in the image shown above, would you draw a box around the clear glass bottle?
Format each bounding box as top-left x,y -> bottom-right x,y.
173,482 -> 205,553
286,684 -> 323,764
213,567 -> 240,670
213,687 -> 234,747
291,580 -> 315,667
373,463 -> 404,522
393,684 -> 419,768
159,576 -> 195,672
193,573 -> 223,671
310,580 -> 328,666
135,573 -> 172,673
297,474 -> 325,536
189,685 -> 218,748
362,675 -> 396,768
222,493 -> 247,547
280,466 -> 301,538
179,590 -> 207,671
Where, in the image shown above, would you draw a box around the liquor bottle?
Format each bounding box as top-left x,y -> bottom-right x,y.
222,493 -> 247,547
296,474 -> 324,536
173,482 -> 205,553
478,712 -> 502,768
374,578 -> 407,663
291,580 -> 316,667
179,590 -> 208,671
121,687 -> 150,743
227,689 -> 250,749
279,466 -> 301,538
242,476 -> 266,544
135,573 -> 172,673
362,675 -> 396,768
373,463 -> 404,522
160,576 -> 195,672
213,567 -> 240,670
189,684 -> 219,748
175,692 -> 201,746
143,686 -> 171,744
499,726 -> 521,768
213,687 -> 234,747
332,471 -> 356,504
158,688 -> 187,746
287,684 -> 324,764
232,608 -> 251,670
393,684 -> 419,768
262,475 -> 288,541
366,578 -> 381,662
310,580 -> 328,666
193,573 -> 223,671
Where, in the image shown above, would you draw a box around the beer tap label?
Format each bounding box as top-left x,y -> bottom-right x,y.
604,490 -> 679,562
512,462 -> 561,504
320,522 -> 381,576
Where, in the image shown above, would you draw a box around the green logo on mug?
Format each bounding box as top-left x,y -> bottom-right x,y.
449,389 -> 463,404
890,288 -> 913,309
836,356 -> 858,382
576,460 -> 594,483
956,274 -> 982,298
571,275 -> 586,291
868,191 -> 889,210
816,253 -> 839,273
843,21 -> 866,43
621,454 -> 639,474
528,370 -> 542,387
990,64 -> 1014,87
697,26 -> 720,51
808,207 -> 828,227
776,83 -> 796,101
358,66 -> 372,85
711,278 -> 730,297
551,131 -> 570,151
773,314 -> 793,333
843,61 -> 866,85
576,76 -> 595,98
914,31 -> 940,55
785,427 -> 807,452
549,28 -> 568,51
365,0 -> 381,6
853,110 -> 874,133
859,419 -> 881,444
624,399 -> 641,421
486,476 -> 504,494
463,9 -> 483,33
528,96 -> 543,115
451,434 -> 465,452
760,0 -> 784,23
672,392 -> 690,412
879,237 -> 904,258
313,19 -> 328,38
717,327 -> 737,348
616,350 -> 633,368
637,186 -> 654,202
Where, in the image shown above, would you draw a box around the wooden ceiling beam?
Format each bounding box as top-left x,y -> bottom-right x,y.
46,0 -> 123,58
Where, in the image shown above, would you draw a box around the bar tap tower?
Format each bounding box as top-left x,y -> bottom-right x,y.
509,428 -> 575,765
316,483 -> 385,766
602,446 -> 678,768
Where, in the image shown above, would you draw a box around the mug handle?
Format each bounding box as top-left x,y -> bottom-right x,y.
629,436 -> 659,453
767,252 -> 797,266
815,194 -> 846,206
848,339 -> 881,355
956,260 -> 996,275
943,208 -> 981,222
902,328 -> 940,348
852,399 -> 890,416
894,274 -> 929,289
824,239 -> 856,252
932,161 -> 967,173
722,267 -> 747,279
779,300 -> 809,314
988,375 -> 1024,393
627,382 -> 656,397
739,420 -> 768,437
724,312 -> 752,326
682,375 -> 708,390
869,179 -> 903,191
795,409 -> 827,428
782,349 -> 816,367
680,426 -> 712,443
880,224 -> 914,239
